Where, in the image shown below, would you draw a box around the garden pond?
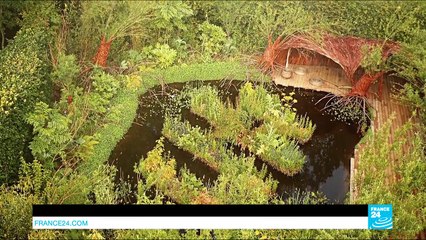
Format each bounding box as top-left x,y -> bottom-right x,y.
108,80 -> 365,203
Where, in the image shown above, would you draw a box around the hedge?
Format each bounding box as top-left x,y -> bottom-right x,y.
0,28 -> 51,184
85,61 -> 268,172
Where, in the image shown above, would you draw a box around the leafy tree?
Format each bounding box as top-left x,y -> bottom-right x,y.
151,1 -> 193,37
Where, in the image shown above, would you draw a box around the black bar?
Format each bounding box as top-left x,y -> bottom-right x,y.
33,204 -> 368,217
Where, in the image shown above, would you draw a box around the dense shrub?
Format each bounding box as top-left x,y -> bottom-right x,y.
198,21 -> 227,59
140,43 -> 178,69
0,28 -> 51,184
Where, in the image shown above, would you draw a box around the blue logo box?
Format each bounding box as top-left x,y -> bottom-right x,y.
368,204 -> 393,230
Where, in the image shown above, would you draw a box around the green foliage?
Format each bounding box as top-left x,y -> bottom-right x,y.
152,1 -> 193,32
211,155 -> 277,204
20,2 -> 60,31
89,165 -> 117,204
135,138 -> 212,204
0,28 -> 49,115
198,21 -> 227,59
44,168 -> 91,205
115,229 -> 182,240
82,1 -> 155,41
283,189 -> 328,205
355,118 -> 426,239
191,1 -> 322,53
163,114 -> 279,204
28,230 -> 64,240
160,81 -> 315,205
140,60 -> 269,86
361,45 -> 386,74
189,85 -> 225,122
0,159 -> 117,239
0,186 -> 40,239
84,89 -> 139,173
136,181 -> 169,205
26,102 -> 72,168
26,68 -> 124,171
238,82 -> 281,121
3,1 -> 426,237
392,29 -> 426,140
254,123 -> 305,176
90,69 -> 120,113
238,84 -> 315,143
141,136 -> 277,204
163,117 -> 223,170
188,85 -> 245,141
0,2 -> 24,49
72,1 -> 156,64
51,54 -> 80,89
145,43 -> 178,69
0,160 -> 45,239
305,2 -> 422,42
92,70 -> 119,100
88,61 -> 251,179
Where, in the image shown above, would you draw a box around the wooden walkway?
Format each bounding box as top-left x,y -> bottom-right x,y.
273,64 -> 351,96
273,64 -> 415,202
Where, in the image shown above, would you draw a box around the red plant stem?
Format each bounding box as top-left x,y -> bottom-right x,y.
93,35 -> 113,67
67,95 -> 73,105
348,71 -> 385,97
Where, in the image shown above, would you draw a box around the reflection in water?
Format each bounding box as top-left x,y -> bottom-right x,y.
108,80 -> 364,203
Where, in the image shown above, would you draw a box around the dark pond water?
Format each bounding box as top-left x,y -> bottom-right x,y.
108,80 -> 365,203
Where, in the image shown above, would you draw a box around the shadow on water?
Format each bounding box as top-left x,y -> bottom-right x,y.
108,80 -> 365,203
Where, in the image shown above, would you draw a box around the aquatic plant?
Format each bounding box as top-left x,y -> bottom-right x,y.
266,113 -> 316,144
237,82 -> 281,123
253,123 -> 306,176
188,85 -> 246,142
137,137 -> 278,204
211,155 -> 277,204
162,116 -> 223,170
135,138 -> 215,204
188,85 -> 225,124
185,82 -> 314,175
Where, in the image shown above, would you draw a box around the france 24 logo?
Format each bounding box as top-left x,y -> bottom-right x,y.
368,204 -> 393,230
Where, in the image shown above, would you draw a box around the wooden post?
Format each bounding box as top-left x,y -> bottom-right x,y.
350,156 -> 355,203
